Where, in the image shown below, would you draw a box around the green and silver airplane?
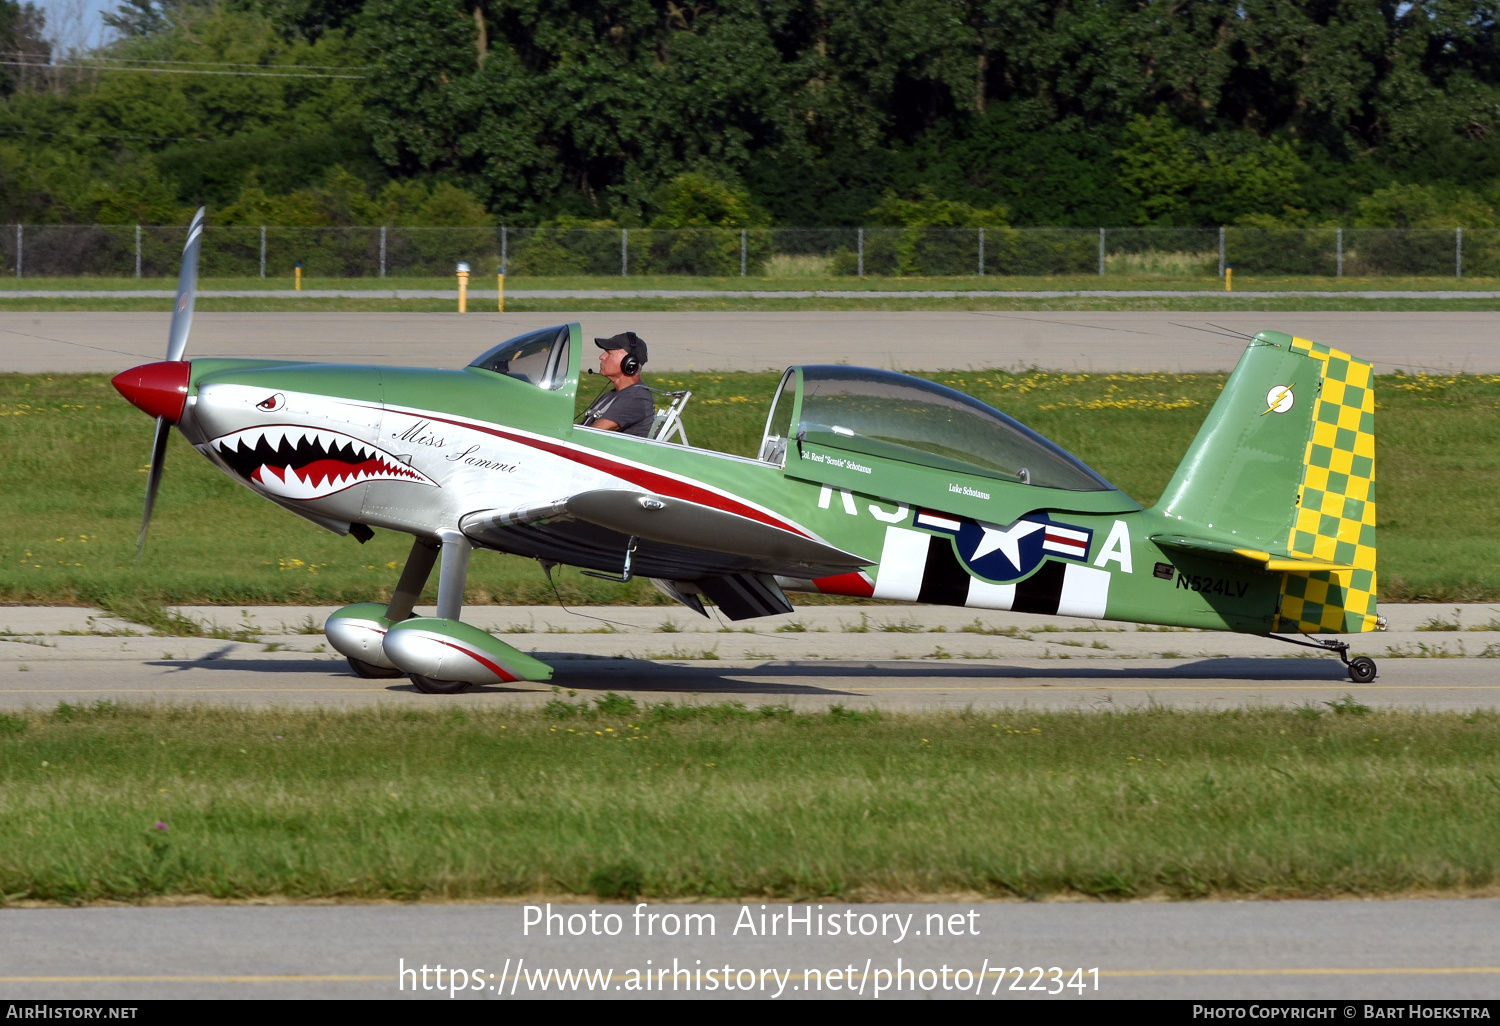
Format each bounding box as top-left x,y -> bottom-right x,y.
112,212 -> 1383,693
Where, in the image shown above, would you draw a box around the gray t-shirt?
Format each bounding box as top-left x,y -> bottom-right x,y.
581,382 -> 655,437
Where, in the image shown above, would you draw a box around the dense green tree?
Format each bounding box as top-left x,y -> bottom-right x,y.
10,0 -> 1500,227
0,0 -> 49,96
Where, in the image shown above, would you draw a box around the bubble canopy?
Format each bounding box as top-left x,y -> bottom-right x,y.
795,366 -> 1117,492
469,325 -> 571,390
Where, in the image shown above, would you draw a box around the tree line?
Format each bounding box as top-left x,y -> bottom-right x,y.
6,0 -> 1500,230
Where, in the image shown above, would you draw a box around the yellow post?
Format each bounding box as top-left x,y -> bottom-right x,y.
1225,266 -> 1233,292
497,271 -> 505,313
294,262 -> 302,291
456,262 -> 470,313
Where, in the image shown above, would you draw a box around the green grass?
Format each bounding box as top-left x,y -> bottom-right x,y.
0,702 -> 1496,902
7,273 -> 1500,292
20,296 -> 1500,314
2,369 -> 1496,611
4,274 -> 1500,312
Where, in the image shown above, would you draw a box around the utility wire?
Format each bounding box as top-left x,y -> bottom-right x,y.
0,60 -> 364,79
0,126 -> 211,143
0,50 -> 371,70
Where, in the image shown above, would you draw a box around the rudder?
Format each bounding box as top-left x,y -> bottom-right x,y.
1152,332 -> 1377,635
1276,336 -> 1378,634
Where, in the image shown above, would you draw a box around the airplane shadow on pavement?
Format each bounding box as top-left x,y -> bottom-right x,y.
147,654 -> 1351,698
539,656 -> 1350,696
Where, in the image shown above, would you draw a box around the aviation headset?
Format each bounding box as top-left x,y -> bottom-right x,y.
595,331 -> 647,376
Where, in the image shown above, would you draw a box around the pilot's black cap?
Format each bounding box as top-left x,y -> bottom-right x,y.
594,331 -> 647,366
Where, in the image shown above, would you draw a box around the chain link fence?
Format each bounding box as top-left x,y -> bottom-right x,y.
0,224 -> 1489,279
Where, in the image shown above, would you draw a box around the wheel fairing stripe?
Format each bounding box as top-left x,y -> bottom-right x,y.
402,631 -> 521,683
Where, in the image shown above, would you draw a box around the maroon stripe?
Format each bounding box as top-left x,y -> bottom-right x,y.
813,571 -> 875,598
428,635 -> 520,683
416,412 -> 812,539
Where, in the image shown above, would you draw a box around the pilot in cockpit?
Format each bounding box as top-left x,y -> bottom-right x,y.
580,331 -> 654,436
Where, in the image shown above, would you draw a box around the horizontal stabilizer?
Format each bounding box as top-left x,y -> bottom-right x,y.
463,489 -> 869,569
1151,533 -> 1355,573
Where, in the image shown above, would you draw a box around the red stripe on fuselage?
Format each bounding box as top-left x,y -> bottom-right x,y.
813,571 -> 875,598
413,411 -> 813,539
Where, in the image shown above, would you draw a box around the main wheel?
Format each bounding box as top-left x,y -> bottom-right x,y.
1347,656 -> 1377,684
347,656 -> 404,679
409,672 -> 472,695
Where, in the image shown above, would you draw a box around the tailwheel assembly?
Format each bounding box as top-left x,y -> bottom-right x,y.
1269,634 -> 1377,683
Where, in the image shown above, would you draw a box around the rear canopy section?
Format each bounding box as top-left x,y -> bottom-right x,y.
779,365 -> 1141,519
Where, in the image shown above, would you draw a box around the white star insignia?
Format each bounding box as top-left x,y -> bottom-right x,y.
969,520 -> 1044,568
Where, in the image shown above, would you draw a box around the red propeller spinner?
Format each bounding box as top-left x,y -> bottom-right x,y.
112,361 -> 191,423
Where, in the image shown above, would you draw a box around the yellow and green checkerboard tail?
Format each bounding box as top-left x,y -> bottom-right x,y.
1276,337 -> 1379,634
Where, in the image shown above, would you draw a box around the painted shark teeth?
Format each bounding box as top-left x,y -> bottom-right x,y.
210,425 -> 438,501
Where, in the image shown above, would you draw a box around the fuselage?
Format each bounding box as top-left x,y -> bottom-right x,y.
170,338 -> 1287,636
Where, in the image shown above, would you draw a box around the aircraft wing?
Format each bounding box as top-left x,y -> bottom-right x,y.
1150,533 -> 1356,573
461,488 -> 870,573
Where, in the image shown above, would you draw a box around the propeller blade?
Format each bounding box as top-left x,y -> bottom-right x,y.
164,207 -> 205,363
136,416 -> 171,559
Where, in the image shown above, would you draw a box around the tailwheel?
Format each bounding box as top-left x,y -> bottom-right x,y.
1268,633 -> 1377,683
347,656 -> 404,679
409,672 -> 472,695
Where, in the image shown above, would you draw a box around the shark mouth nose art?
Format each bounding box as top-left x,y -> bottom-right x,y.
211,426 -> 437,500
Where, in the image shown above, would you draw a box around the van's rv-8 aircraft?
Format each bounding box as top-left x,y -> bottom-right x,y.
111,212 -> 1383,693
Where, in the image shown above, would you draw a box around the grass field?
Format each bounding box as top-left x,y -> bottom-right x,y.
9,273 -> 1500,292
4,274 -> 1500,313
0,702 -> 1495,902
2,369 -> 1496,616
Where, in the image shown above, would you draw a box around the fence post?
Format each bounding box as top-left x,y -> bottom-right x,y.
741,229 -> 747,276
379,226 -> 386,279
1336,227 -> 1343,278
259,226 -> 266,279
1218,226 -> 1225,277
857,228 -> 864,278
14,224 -> 20,279
1456,227 -> 1463,278
501,226 -> 507,273
978,227 -> 985,276
135,224 -> 141,278
1099,227 -> 1106,276
621,228 -> 628,277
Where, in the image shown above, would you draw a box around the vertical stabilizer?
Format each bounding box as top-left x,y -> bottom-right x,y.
1152,332 -> 1377,634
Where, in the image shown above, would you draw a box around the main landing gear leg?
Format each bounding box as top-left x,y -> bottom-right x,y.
386,536 -> 440,622
1268,633 -> 1377,684
406,529 -> 475,695
343,536 -> 441,680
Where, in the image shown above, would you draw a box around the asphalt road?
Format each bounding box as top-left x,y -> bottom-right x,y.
4,310 -> 1499,374
1,899 -> 1496,1000
2,604 -> 1495,711
4,305 -> 1496,996
3,656 -> 1495,711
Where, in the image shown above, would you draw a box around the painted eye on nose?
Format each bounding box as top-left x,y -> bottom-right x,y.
256,393 -> 286,412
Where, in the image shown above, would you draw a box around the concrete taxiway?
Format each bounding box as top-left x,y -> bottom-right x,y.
1,899 -> 1497,1000
4,310 -> 1499,375
1,603 -> 1494,712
